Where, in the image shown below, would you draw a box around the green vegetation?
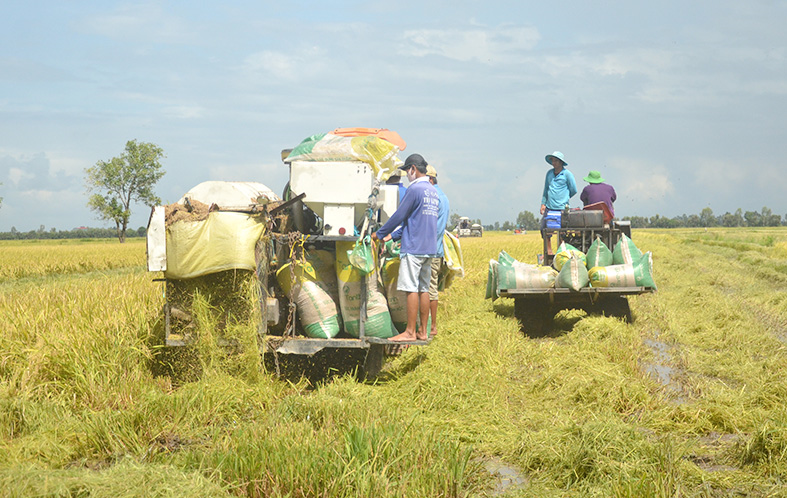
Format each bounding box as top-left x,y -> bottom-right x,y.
2,228 -> 787,496
85,139 -> 165,243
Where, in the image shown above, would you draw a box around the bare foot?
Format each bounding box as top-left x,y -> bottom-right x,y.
416,332 -> 429,341
389,331 -> 417,342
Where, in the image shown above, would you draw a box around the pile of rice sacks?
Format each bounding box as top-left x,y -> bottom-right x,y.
486,234 -> 656,295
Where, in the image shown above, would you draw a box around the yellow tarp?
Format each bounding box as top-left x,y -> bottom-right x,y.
164,212 -> 265,279
442,232 -> 465,289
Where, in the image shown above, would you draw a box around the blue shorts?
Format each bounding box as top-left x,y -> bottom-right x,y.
397,254 -> 432,293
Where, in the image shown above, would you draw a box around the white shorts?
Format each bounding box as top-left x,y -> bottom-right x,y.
397,254 -> 432,293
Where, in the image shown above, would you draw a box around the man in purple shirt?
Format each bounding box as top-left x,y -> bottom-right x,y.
580,170 -> 616,218
372,153 -> 439,342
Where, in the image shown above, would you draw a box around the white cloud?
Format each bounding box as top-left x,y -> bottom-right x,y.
401,25 -> 540,64
81,3 -> 193,44
8,167 -> 34,187
49,153 -> 88,176
20,189 -> 57,202
607,158 -> 675,202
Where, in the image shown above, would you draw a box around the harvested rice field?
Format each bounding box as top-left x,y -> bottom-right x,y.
2,228 -> 787,497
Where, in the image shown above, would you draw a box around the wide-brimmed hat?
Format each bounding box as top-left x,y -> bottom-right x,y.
583,170 -> 605,183
545,151 -> 567,166
426,164 -> 438,178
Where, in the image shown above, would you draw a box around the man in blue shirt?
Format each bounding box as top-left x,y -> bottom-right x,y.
373,153 -> 439,341
426,164 -> 449,338
540,151 -> 577,255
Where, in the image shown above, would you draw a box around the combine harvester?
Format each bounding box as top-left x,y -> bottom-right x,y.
455,217 -> 483,237
146,128 -> 463,378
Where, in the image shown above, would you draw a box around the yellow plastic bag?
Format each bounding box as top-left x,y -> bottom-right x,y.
164,212 -> 265,279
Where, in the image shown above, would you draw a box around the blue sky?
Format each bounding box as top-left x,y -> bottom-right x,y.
1,0 -> 786,232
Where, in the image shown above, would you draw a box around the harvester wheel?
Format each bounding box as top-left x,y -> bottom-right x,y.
514,298 -> 553,337
601,296 -> 633,323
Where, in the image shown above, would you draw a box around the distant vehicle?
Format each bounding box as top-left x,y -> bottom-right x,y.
455,216 -> 483,237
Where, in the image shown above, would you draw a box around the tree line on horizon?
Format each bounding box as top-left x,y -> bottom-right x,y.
3,207 -> 785,241
473,206 -> 785,232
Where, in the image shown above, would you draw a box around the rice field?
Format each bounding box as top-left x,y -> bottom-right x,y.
1,228 -> 787,497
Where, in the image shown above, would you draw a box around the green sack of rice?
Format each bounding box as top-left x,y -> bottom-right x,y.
336,241 -> 396,338
553,242 -> 587,271
497,262 -> 557,290
555,253 -> 589,291
633,251 -> 657,289
612,233 -> 642,265
498,250 -> 516,266
485,259 -> 500,300
276,250 -> 340,338
586,236 -> 613,268
588,264 -> 636,288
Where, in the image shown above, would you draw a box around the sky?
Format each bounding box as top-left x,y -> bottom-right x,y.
1,0 -> 786,232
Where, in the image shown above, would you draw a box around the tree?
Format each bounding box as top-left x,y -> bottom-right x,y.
744,210 -> 762,227
516,210 -> 539,230
699,207 -> 717,227
761,206 -> 782,227
449,213 -> 462,230
85,140 -> 165,242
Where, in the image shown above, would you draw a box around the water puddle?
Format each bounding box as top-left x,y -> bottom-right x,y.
483,458 -> 527,495
642,331 -> 686,401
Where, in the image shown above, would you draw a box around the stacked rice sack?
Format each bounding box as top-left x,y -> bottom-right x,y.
587,234 -> 656,290
485,250 -> 558,300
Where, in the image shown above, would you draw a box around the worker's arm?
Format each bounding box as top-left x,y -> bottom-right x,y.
567,172 -> 578,198
375,189 -> 415,240
541,172 -> 550,207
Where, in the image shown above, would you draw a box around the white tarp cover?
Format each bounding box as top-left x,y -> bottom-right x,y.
164,212 -> 265,279
178,181 -> 278,207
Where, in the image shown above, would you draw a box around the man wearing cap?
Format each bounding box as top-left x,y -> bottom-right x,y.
580,170 -> 616,218
426,163 -> 449,338
540,151 -> 577,255
372,153 -> 439,342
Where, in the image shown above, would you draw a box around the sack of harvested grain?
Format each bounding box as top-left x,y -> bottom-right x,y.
633,251 -> 657,289
555,253 -> 589,291
612,234 -> 642,265
497,262 -> 557,290
588,264 -> 636,288
586,236 -> 613,268
485,259 -> 500,300
336,241 -> 396,338
553,242 -> 587,271
276,250 -> 340,338
498,250 -> 516,266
